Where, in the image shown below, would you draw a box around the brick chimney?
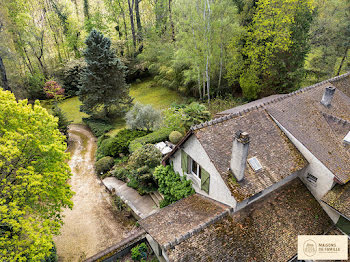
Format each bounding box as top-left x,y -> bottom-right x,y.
230,131 -> 250,182
320,86 -> 336,107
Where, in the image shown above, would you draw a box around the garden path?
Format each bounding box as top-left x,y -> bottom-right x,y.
54,124 -> 135,262
102,177 -> 159,219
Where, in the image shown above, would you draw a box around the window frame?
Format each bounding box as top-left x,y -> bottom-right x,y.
189,157 -> 201,180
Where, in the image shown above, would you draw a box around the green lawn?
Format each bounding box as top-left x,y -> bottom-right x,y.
130,79 -> 183,109
58,96 -> 89,124
56,79 -> 184,135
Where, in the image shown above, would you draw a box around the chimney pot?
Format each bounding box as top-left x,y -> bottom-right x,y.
321,86 -> 336,107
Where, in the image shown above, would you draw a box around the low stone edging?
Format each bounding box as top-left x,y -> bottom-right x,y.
84,228 -> 146,262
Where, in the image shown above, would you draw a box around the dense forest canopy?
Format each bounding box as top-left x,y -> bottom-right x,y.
0,0 -> 349,101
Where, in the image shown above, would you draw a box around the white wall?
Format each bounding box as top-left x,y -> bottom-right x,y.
170,135 -> 237,207
270,116 -> 335,199
270,116 -> 340,223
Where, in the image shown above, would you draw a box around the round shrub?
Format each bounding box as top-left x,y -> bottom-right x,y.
125,102 -> 162,131
128,144 -> 162,170
95,156 -> 114,175
169,131 -> 183,144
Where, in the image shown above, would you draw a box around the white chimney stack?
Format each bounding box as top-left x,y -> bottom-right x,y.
230,131 -> 250,182
321,86 -> 336,107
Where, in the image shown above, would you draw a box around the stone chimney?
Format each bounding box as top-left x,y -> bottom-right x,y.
320,86 -> 336,107
230,131 -> 250,182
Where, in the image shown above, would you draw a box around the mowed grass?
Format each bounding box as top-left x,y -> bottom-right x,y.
58,96 -> 89,124
57,79 -> 184,134
130,79 -> 183,109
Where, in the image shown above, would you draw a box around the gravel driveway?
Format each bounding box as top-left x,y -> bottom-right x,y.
54,124 -> 134,261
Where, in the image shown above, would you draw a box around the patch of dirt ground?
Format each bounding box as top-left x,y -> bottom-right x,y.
54,124 -> 135,262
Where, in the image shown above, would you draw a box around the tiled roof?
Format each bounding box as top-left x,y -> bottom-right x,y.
194,109 -> 307,202
167,178 -> 333,262
322,182 -> 350,219
163,72 -> 350,199
216,94 -> 285,116
139,194 -> 229,249
267,83 -> 350,183
331,72 -> 350,98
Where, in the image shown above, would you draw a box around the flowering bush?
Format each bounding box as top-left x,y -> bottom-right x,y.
43,81 -> 65,99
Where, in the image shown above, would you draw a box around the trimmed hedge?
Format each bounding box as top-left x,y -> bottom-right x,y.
96,129 -> 149,160
129,127 -> 173,153
95,156 -> 114,175
83,118 -> 114,137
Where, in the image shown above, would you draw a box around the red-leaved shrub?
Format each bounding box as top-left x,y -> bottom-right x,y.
44,81 -> 65,99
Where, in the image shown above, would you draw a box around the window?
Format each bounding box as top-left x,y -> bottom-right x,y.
306,173 -> 317,186
189,157 -> 201,179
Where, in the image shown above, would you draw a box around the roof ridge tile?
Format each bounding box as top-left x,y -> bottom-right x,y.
322,112 -> 350,126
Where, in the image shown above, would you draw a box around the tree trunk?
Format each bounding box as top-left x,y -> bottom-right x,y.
203,72 -> 206,99
135,0 -> 142,43
218,42 -> 223,96
23,47 -> 34,75
84,0 -> 90,20
127,0 -> 137,52
71,0 -> 79,17
205,0 -> 211,104
117,0 -> 130,56
206,55 -> 210,104
169,0 -> 175,42
0,55 -> 10,91
337,44 -> 349,76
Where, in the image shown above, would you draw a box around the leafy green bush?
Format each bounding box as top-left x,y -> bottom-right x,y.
125,102 -> 162,131
182,102 -> 211,130
25,71 -> 46,100
127,145 -> 162,194
63,60 -> 85,97
95,156 -> 114,175
169,131 -> 184,144
96,129 -> 149,160
129,127 -> 173,153
131,242 -> 148,261
43,243 -> 58,262
52,105 -> 71,137
111,167 -> 129,182
97,134 -> 111,147
112,195 -> 127,211
129,144 -> 162,170
153,165 -> 195,208
127,176 -> 139,190
83,118 -> 114,137
162,107 -> 186,132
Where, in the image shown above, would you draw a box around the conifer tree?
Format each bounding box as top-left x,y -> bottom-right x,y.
79,29 -> 131,118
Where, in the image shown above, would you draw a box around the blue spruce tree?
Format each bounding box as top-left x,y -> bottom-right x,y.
79,29 -> 132,118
